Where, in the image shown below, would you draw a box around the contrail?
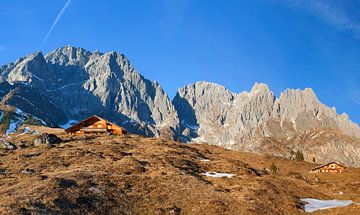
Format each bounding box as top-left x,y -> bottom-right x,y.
42,0 -> 72,46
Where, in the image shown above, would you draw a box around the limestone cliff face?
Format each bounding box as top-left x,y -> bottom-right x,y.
174,82 -> 360,167
0,46 -> 178,137
173,82 -> 276,146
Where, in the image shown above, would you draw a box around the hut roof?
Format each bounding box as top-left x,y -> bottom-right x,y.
310,162 -> 346,171
64,115 -> 125,133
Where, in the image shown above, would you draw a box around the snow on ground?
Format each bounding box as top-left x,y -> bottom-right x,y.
57,81 -> 86,90
33,116 -> 47,125
60,119 -> 78,129
32,130 -> 40,135
201,172 -> 236,178
32,74 -> 44,81
191,136 -> 206,143
18,127 -> 31,136
199,159 -> 210,162
301,198 -> 356,212
6,118 -> 24,135
14,108 -> 26,116
181,120 -> 199,130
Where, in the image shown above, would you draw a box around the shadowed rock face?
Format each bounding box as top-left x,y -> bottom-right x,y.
0,46 -> 178,137
173,82 -> 360,167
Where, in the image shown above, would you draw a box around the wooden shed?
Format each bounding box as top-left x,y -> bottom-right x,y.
309,162 -> 345,173
65,115 -> 127,135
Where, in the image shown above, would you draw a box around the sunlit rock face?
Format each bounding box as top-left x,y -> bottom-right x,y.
174,81 -> 360,167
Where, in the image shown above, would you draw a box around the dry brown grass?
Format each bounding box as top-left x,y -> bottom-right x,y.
0,133 -> 359,214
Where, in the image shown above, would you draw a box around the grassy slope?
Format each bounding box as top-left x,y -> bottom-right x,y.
0,133 -> 359,214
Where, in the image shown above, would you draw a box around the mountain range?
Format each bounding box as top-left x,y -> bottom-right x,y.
1,46 -> 359,167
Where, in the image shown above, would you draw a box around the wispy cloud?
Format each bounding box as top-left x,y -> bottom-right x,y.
279,0 -> 360,38
42,0 -> 72,46
348,90 -> 360,106
344,70 -> 360,106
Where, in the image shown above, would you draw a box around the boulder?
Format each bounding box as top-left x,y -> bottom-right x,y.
182,128 -> 191,137
33,133 -> 62,146
1,142 -> 17,150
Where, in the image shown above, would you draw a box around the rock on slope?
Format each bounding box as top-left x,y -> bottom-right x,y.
173,82 -> 360,167
0,46 -> 178,138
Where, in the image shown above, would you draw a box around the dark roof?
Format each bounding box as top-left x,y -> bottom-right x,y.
64,115 -> 125,133
310,162 -> 346,171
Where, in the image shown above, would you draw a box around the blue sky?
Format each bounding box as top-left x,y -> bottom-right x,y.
0,0 -> 360,123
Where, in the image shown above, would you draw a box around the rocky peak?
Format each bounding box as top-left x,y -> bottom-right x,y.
45,45 -> 92,66
6,51 -> 54,86
0,46 -> 179,138
249,82 -> 271,95
173,81 -> 234,128
274,88 -> 321,121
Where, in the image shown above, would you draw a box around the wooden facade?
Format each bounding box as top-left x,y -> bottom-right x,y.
65,115 -> 127,135
309,162 -> 345,173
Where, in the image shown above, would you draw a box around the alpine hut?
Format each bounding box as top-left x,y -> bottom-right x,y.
65,115 -> 127,135
309,162 -> 346,173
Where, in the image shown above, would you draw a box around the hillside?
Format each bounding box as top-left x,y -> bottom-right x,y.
0,130 -> 359,214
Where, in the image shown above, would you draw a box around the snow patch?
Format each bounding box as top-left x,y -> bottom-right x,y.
32,116 -> 47,125
301,198 -> 356,213
60,119 -> 78,129
32,130 -> 40,135
18,127 -> 31,136
201,172 -> 236,178
6,118 -> 25,134
15,108 -> 26,116
199,159 -> 210,162
191,136 -> 206,143
57,81 -> 86,90
32,74 -> 44,81
181,120 -> 199,130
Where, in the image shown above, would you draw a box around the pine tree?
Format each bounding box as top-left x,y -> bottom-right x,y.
312,157 -> 316,163
295,150 -> 304,161
270,162 -> 278,173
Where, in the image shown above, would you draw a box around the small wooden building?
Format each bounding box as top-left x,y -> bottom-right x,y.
309,162 -> 345,173
65,115 -> 127,135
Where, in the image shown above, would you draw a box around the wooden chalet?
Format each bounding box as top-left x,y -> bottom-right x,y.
309,162 -> 346,173
65,115 -> 127,135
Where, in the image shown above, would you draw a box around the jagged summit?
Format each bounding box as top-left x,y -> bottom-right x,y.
250,82 -> 271,93
174,81 -> 360,167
